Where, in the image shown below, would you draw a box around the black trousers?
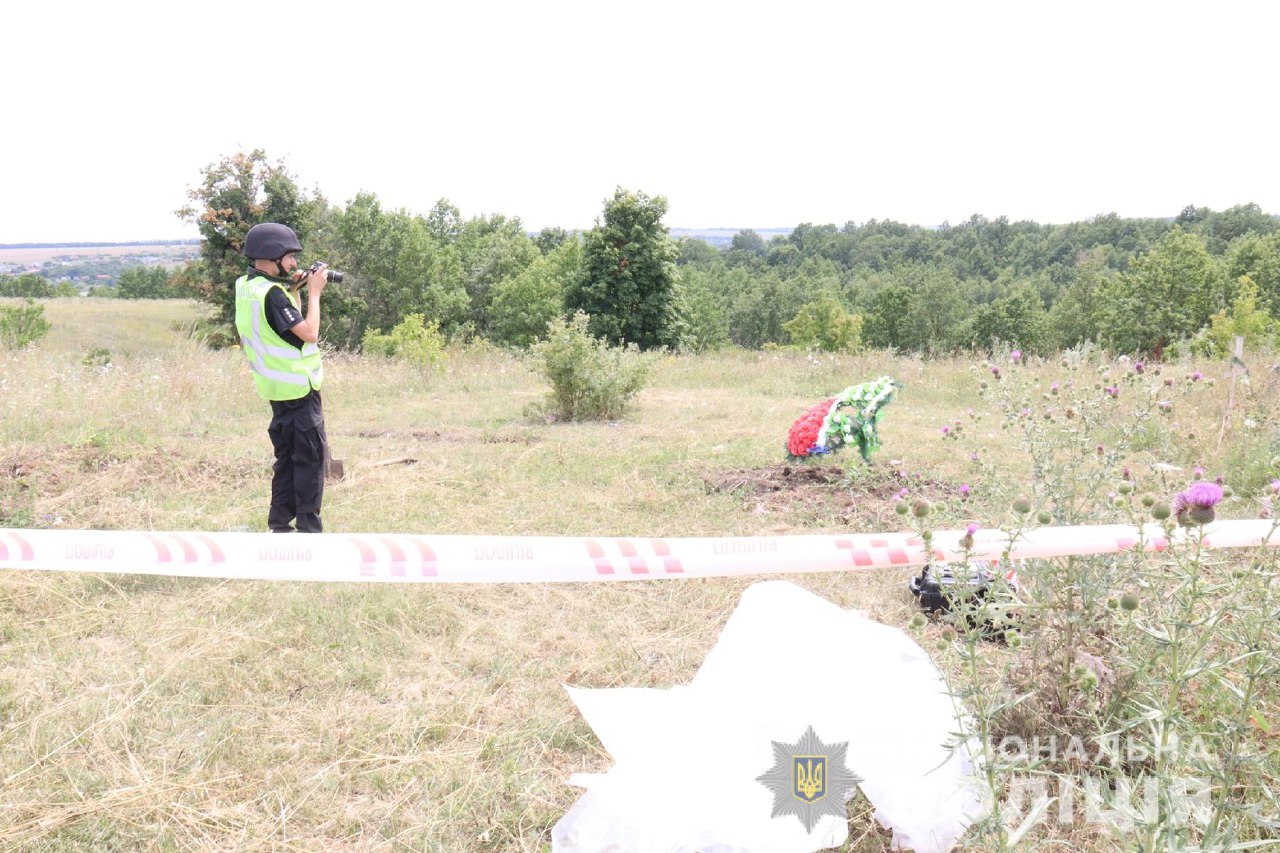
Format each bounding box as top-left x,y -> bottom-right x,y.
267,390 -> 326,533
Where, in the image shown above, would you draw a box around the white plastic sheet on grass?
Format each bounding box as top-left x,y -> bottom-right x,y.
552,580 -> 987,853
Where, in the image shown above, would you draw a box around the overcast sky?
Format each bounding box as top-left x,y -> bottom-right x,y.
3,0 -> 1276,243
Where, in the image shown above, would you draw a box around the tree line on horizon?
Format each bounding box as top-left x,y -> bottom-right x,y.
8,149 -> 1279,360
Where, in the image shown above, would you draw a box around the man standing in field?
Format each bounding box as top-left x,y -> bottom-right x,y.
234,222 -> 329,533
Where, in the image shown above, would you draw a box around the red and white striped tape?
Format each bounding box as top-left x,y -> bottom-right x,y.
0,520 -> 1276,583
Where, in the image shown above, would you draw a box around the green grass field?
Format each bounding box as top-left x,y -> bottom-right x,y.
0,299 -> 1276,851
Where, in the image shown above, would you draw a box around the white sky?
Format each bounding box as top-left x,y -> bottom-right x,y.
3,0 -> 1277,242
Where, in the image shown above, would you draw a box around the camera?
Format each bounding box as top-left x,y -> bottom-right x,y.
305,261 -> 344,284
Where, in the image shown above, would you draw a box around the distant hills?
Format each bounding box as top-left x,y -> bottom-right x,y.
668,228 -> 792,248
0,239 -> 200,250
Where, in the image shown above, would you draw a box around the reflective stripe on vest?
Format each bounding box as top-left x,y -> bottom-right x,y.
234,275 -> 324,401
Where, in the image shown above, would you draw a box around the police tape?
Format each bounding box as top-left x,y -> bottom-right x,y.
0,520 -> 1277,583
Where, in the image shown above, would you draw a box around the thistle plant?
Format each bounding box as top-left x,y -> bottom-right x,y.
926,347 -> 1280,850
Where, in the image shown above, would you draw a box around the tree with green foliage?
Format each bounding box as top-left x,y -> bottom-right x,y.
455,214 -> 539,337
674,264 -> 730,352
115,266 -> 175,299
731,229 -> 767,256
566,188 -> 680,350
167,260 -> 209,301
725,269 -> 803,348
783,296 -> 863,353
0,274 -> 53,298
326,192 -> 469,346
964,285 -> 1052,354
489,237 -> 582,348
1191,203 -> 1278,254
1197,276 -> 1275,357
424,199 -> 462,244
1225,231 -> 1280,316
534,226 -> 570,255
1046,252 -> 1112,349
674,236 -> 718,267
176,150 -> 317,327
1095,229 -> 1224,354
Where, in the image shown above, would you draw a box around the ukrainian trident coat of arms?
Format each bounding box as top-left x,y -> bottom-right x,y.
756,725 -> 863,832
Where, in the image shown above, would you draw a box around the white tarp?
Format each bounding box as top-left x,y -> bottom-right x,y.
552,580 -> 987,852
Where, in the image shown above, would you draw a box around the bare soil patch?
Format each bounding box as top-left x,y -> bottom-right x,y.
354,427 -> 541,446
704,462 -> 962,530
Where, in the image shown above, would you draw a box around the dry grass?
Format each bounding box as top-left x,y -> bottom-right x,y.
0,299 -> 1276,851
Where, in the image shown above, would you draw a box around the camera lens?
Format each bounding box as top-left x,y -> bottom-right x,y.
326,270 -> 344,284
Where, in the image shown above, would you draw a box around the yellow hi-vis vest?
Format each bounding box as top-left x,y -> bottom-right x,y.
234,274 -> 324,401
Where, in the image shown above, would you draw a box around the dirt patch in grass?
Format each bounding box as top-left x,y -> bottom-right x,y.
0,445 -> 261,528
703,462 -> 964,529
354,428 -> 540,446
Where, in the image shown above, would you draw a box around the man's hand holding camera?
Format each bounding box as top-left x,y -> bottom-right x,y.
293,261 -> 341,294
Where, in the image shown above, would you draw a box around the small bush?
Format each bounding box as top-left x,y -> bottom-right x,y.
81,347 -> 113,369
531,312 -> 649,421
0,300 -> 51,349
170,317 -> 234,348
362,313 -> 446,373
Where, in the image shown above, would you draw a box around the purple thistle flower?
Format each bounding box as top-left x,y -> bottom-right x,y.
1270,479 -> 1280,494
1174,482 -> 1223,526
992,366 -> 1001,378
1191,371 -> 1203,381
1134,361 -> 1145,374
1010,350 -> 1022,362
966,522 -> 979,536
959,484 -> 971,499
941,425 -> 950,434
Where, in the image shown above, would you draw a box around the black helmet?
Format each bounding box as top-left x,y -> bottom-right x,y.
243,223 -> 303,260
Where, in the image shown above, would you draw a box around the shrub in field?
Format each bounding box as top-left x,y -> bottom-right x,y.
530,311 -> 649,421
0,299 -> 51,349
80,347 -> 113,369
361,312 -> 445,373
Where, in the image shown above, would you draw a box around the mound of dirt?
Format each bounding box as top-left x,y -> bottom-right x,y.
704,462 -> 959,530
